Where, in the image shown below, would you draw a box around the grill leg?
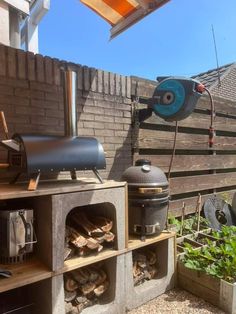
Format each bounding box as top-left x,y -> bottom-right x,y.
70,170 -> 77,180
28,172 -> 41,191
93,168 -> 103,183
9,172 -> 21,184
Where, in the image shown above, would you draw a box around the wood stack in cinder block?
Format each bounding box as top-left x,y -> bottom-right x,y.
133,249 -> 158,286
64,264 -> 109,313
65,211 -> 115,260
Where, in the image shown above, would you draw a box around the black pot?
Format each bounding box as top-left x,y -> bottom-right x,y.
121,159 -> 169,237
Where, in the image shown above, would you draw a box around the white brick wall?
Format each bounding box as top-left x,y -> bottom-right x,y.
0,1 -> 9,46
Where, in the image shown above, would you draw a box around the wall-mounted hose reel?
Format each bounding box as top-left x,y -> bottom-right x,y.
138,77 -> 205,123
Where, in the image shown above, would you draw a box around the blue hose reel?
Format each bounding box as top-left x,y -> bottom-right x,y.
140,77 -> 203,122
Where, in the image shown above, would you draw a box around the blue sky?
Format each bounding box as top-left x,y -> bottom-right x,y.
39,0 -> 236,80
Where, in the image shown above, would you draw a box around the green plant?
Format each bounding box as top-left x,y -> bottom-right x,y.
168,214 -> 210,236
168,215 -> 181,233
182,226 -> 236,283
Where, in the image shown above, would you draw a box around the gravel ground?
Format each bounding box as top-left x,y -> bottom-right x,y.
127,288 -> 226,314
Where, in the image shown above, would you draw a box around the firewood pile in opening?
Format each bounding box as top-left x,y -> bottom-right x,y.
64,263 -> 109,313
64,211 -> 115,260
133,249 -> 158,286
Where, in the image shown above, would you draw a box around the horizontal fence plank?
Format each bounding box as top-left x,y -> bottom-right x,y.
197,96 -> 236,117
134,154 -> 236,172
169,190 -> 235,217
170,172 -> 236,195
141,112 -> 236,134
136,93 -> 236,118
138,129 -> 236,151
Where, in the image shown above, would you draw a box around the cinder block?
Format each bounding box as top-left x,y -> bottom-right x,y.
0,277 -> 65,314
49,186 -> 126,271
125,236 -> 176,311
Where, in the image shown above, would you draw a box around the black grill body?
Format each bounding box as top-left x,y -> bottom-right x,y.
9,134 -> 106,173
121,159 -> 169,239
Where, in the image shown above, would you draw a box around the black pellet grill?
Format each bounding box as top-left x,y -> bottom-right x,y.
7,134 -> 106,188
121,159 -> 169,239
0,70 -> 106,190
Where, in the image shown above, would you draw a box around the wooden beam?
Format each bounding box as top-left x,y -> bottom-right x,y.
138,129 -> 236,151
134,154 -> 236,172
169,190 -> 236,217
170,172 -> 236,195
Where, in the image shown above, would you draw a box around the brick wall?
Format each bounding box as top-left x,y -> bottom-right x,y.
211,66 -> 236,101
0,45 -> 132,182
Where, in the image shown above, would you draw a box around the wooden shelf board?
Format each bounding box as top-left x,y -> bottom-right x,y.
127,231 -> 175,251
0,179 -> 126,200
0,258 -> 52,293
58,248 -> 126,275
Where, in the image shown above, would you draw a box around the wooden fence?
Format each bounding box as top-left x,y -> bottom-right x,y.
131,77 -> 236,217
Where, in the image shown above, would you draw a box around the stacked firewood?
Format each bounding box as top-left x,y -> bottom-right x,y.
64,211 -> 115,260
64,264 -> 109,313
133,249 -> 158,286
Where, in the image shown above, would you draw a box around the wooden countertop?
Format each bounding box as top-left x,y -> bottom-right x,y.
0,179 -> 126,200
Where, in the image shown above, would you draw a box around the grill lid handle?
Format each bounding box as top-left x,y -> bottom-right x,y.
138,187 -> 163,194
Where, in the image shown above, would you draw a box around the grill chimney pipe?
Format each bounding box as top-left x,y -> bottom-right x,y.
64,70 -> 77,136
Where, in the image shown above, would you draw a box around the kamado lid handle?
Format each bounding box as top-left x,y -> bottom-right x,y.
135,159 -> 151,166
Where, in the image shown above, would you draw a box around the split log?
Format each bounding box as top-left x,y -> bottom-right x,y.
77,247 -> 92,257
93,269 -> 107,286
86,267 -> 100,282
64,290 -> 77,303
94,235 -> 105,244
64,247 -> 72,261
72,212 -> 104,237
64,274 -> 79,292
71,268 -> 90,285
76,299 -> 94,313
80,282 -> 96,295
67,226 -> 88,248
133,272 -> 146,286
133,249 -> 158,286
133,261 -> 142,278
147,265 -> 158,279
89,216 -> 113,232
145,250 -> 157,265
74,295 -> 88,305
65,301 -> 77,314
94,231 -> 115,244
94,280 -> 109,297
85,236 -> 101,250
103,231 -> 115,242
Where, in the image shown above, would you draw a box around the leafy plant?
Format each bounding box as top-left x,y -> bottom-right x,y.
168,214 -> 210,236
182,226 -> 236,283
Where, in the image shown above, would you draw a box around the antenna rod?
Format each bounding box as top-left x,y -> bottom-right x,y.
211,24 -> 221,87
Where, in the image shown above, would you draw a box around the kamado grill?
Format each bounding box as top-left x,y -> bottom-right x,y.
0,70 -> 106,190
121,159 -> 169,239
